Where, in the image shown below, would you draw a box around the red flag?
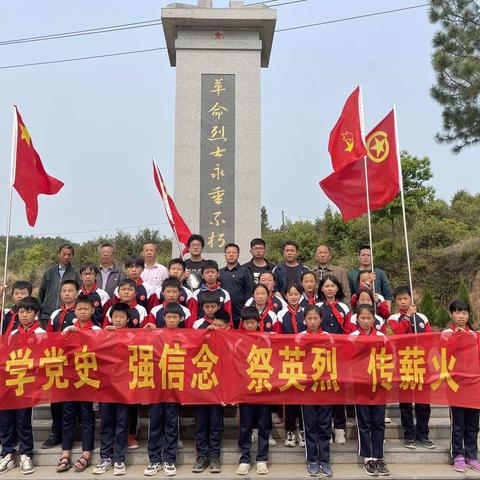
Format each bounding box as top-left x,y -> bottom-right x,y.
328,86 -> 368,171
152,160 -> 192,255
320,109 -> 400,221
13,106 -> 64,226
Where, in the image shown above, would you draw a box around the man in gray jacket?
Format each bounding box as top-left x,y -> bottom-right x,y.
96,242 -> 125,299
38,243 -> 80,326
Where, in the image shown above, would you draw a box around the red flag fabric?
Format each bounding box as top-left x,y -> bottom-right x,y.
328,86 -> 368,171
152,160 -> 192,255
320,109 -> 400,221
13,106 -> 64,226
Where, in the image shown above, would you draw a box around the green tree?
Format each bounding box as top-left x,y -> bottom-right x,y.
419,287 -> 437,326
457,276 -> 472,309
436,305 -> 451,328
261,206 -> 270,233
430,0 -> 480,152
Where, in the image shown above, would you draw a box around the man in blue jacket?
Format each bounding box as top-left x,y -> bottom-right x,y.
273,241 -> 309,295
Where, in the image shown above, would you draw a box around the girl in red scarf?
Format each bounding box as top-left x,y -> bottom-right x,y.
300,271 -> 318,307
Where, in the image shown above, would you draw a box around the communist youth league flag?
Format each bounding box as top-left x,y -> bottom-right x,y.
13,106 -> 64,226
328,86 -> 368,171
152,159 -> 191,255
320,109 -> 400,221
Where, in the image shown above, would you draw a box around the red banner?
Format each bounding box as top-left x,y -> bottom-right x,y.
1,330 -> 479,409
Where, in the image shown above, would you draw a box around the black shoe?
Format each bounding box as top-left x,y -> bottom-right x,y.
403,439 -> 417,450
192,455 -> 208,473
41,434 -> 61,449
375,459 -> 390,476
209,456 -> 221,474
363,460 -> 379,476
416,437 -> 436,449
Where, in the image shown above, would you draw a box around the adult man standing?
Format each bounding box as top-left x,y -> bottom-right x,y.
243,238 -> 276,285
184,234 -> 208,291
96,243 -> 125,299
38,244 -> 80,327
141,242 -> 169,289
273,241 -> 309,295
220,243 -> 254,328
348,245 -> 393,308
313,245 -> 351,304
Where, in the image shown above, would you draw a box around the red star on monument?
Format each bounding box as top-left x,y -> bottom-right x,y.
213,31 -> 224,40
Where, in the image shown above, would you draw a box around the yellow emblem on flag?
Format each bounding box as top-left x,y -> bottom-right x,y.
341,131 -> 354,152
366,130 -> 389,163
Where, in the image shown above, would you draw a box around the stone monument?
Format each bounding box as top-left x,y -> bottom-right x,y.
162,0 -> 276,263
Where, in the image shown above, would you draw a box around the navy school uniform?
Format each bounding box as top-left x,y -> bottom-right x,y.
2,308 -> 19,336
113,279 -> 155,313
192,319 -> 223,459
154,285 -> 194,311
317,301 -> 352,431
351,328 -> 387,460
388,311 -> 432,443
238,404 -> 272,465
147,303 -> 191,329
190,284 -> 232,326
245,294 -> 286,315
103,302 -> 147,329
274,305 -> 306,433
299,292 -> 318,308
62,321 -> 100,453
99,403 -> 129,463
0,322 -> 45,459
80,284 -> 111,326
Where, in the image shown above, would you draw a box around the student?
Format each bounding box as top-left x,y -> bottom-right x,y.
147,278 -> 191,328
350,304 -> 390,477
0,296 -> 45,475
155,259 -> 194,311
237,306 -> 271,475
274,282 -> 306,448
350,271 -> 390,320
299,305 -> 333,478
316,274 -> 352,445
78,262 -> 111,326
244,272 -> 286,314
103,278 -> 148,449
300,271 -> 318,307
387,286 -> 435,450
92,303 -> 132,476
144,303 -> 184,477
211,308 -> 231,331
2,280 -> 32,336
191,309 -> 229,474
113,255 -> 155,313
104,279 -> 148,329
57,295 -> 100,473
240,284 -> 277,332
444,300 -> 480,473
43,279 -> 79,451
350,289 -> 386,334
191,292 -> 221,330
190,260 -> 232,322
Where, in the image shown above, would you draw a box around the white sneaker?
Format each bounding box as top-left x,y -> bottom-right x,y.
0,453 -> 16,475
297,430 -> 305,447
113,462 -> 126,475
268,434 -> 277,446
93,458 -> 113,475
334,428 -> 346,444
163,462 -> 176,476
285,430 -> 296,447
19,455 -> 34,475
271,412 -> 282,425
144,462 -> 162,476
256,462 -> 269,475
384,416 -> 392,424
251,429 -> 258,442
236,463 -> 251,475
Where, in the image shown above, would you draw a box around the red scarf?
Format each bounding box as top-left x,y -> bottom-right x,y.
77,320 -> 95,330
306,327 -> 323,334
4,310 -> 17,336
207,281 -> 222,291
18,320 -> 39,335
81,284 -> 97,296
357,327 -> 374,336
305,292 -> 316,305
59,304 -> 75,331
135,278 -> 143,286
327,300 -> 344,327
287,304 -> 301,334
449,323 -> 471,332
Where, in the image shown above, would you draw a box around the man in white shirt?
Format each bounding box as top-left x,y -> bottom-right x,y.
140,242 -> 169,289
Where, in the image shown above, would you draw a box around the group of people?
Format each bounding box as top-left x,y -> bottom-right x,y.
0,235 -> 477,478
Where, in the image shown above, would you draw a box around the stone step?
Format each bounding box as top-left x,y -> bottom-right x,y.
0,463 -> 475,480
28,439 -> 452,466
30,417 -> 456,442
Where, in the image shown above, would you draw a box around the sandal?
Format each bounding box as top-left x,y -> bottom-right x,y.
73,455 -> 90,473
56,456 -> 72,473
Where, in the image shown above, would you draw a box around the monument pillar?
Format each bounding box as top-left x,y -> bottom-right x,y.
162,1 -> 276,264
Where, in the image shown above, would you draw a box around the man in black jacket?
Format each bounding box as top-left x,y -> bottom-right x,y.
243,238 -> 276,285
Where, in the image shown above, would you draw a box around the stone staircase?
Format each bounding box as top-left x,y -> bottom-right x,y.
1,404 -> 479,479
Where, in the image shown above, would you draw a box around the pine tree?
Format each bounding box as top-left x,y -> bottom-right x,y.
436,305 -> 451,328
419,287 -> 437,326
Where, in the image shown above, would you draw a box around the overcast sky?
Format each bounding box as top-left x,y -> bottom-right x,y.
0,0 -> 477,242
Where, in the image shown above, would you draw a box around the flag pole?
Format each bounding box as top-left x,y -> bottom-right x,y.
393,106 -> 414,299
1,105 -> 18,334
358,86 -> 375,282
152,157 -> 184,260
